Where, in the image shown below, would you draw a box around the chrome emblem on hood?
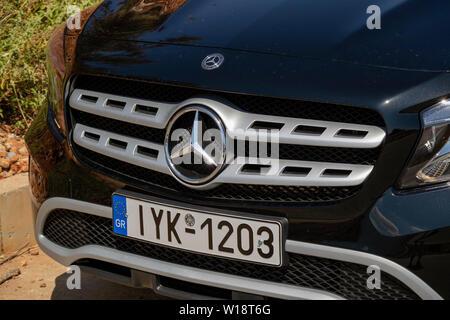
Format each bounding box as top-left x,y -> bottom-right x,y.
201,53 -> 225,70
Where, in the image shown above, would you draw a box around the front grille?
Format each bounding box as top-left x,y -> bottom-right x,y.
43,209 -> 419,300
68,74 -> 384,204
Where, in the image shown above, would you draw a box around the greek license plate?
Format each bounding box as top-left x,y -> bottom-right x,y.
112,193 -> 285,266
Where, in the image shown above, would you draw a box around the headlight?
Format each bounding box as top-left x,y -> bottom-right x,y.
398,99 -> 450,189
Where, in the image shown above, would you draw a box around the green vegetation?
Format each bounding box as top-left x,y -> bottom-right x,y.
0,0 -> 99,129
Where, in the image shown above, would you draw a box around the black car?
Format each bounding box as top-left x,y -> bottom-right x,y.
26,0 -> 450,300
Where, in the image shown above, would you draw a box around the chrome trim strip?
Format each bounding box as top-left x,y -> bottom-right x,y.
73,124 -> 374,187
73,124 -> 170,175
36,198 -> 442,300
36,198 -> 344,300
69,89 -> 178,129
220,157 -> 373,187
70,90 -> 386,148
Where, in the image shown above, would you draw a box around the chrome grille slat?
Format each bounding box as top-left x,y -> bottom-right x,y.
70,89 -> 178,129
220,158 -> 373,187
72,124 -> 374,187
73,124 -> 170,175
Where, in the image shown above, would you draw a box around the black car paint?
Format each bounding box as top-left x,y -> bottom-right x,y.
83,0 -> 450,72
26,0 -> 450,298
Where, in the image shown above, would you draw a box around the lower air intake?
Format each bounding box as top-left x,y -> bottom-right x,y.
43,209 -> 419,300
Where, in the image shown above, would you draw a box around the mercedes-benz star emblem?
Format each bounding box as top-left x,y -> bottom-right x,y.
185,214 -> 195,227
165,106 -> 226,186
201,53 -> 225,70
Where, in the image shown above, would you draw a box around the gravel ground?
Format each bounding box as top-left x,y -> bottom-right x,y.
0,246 -> 163,300
0,125 -> 29,180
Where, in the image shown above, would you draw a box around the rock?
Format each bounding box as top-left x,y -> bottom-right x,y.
10,163 -> 21,174
6,152 -> 16,159
0,269 -> 21,285
19,159 -> 29,172
0,158 -> 10,170
30,248 -> 39,256
5,139 -> 18,152
40,283 -> 47,288
18,146 -> 28,156
21,260 -> 27,267
0,132 -> 26,178
9,155 -> 19,163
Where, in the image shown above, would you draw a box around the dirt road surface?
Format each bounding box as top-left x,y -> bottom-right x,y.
0,246 -> 163,300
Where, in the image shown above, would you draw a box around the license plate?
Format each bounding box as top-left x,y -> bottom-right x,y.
112,192 -> 286,267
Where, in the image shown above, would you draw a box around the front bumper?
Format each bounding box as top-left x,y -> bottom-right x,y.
34,196 -> 442,300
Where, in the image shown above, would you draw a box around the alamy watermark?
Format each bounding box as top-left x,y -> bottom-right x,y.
65,3 -> 382,33
64,263 -> 382,291
169,125 -> 280,170
66,265 -> 81,290
367,265 -> 381,290
67,5 -> 81,31
367,5 -> 381,29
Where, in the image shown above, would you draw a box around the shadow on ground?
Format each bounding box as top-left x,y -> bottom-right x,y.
51,271 -> 165,300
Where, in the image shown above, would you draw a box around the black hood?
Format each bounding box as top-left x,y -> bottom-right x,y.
81,0 -> 450,72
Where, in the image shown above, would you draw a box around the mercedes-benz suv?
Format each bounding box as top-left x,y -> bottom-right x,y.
26,0 -> 450,300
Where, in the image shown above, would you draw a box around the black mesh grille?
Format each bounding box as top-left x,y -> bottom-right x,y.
74,145 -> 361,203
236,140 -> 381,165
278,144 -> 380,165
74,74 -> 385,127
43,209 -> 419,300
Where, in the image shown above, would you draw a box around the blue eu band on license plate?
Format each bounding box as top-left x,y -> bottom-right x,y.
113,195 -> 128,236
